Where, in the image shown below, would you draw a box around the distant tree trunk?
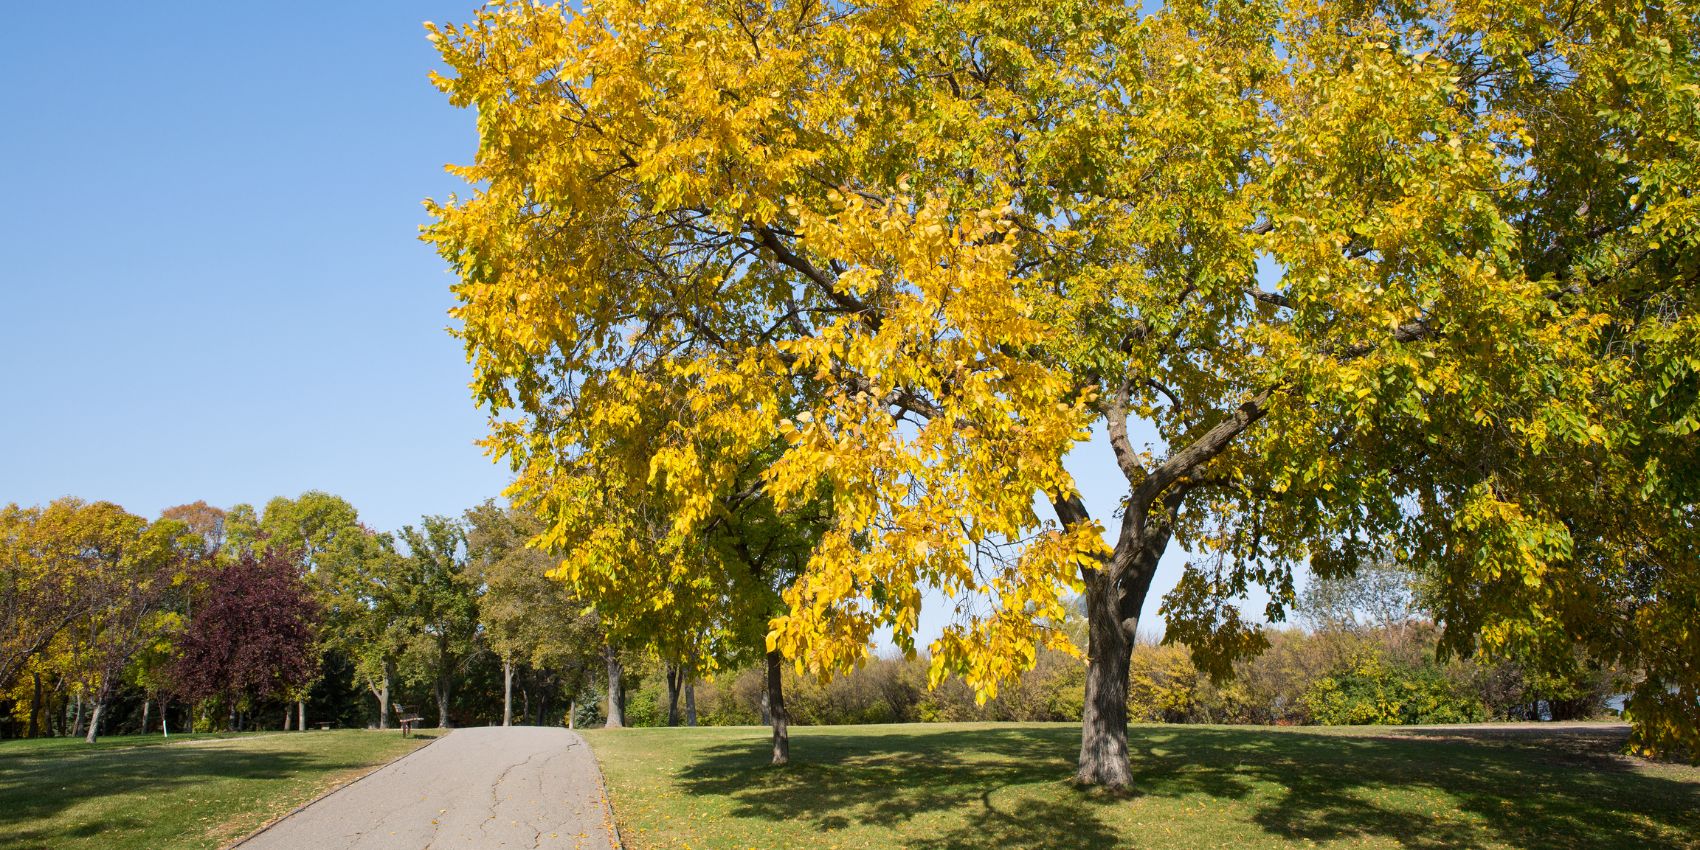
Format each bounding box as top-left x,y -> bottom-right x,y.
685,677 -> 697,727
765,650 -> 789,766
27,674 -> 42,738
435,677 -> 452,728
84,698 -> 105,744
503,658 -> 514,727
283,704 -> 292,730
759,688 -> 771,726
568,698 -> 577,730
377,660 -> 394,730
604,644 -> 625,728
161,698 -> 170,737
140,699 -> 151,736
665,663 -> 683,727
297,700 -> 306,732
71,692 -> 85,738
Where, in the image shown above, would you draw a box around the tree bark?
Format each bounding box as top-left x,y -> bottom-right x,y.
377,660 -> 394,730
141,698 -> 150,736
71,691 -> 84,738
1076,571 -> 1134,787
765,649 -> 789,766
84,699 -> 104,744
297,700 -> 306,732
435,678 -> 452,728
685,677 -> 697,727
1075,535 -> 1164,788
503,658 -> 514,727
568,697 -> 577,730
604,644 -> 625,728
665,663 -> 683,727
27,673 -> 42,738
283,705 -> 292,731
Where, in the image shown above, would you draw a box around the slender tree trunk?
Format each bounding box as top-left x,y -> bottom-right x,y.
71,691 -> 85,738
161,698 -> 170,738
377,661 -> 394,730
297,700 -> 306,732
503,658 -> 514,727
685,677 -> 697,727
84,699 -> 104,744
141,699 -> 151,736
435,677 -> 452,729
568,698 -> 577,730
28,673 -> 42,738
283,705 -> 292,731
604,644 -> 625,728
665,663 -> 683,727
765,650 -> 789,766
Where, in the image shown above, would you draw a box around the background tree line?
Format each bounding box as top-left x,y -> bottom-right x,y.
631,560 -> 1621,730
3,491 -> 1619,743
0,493 -> 652,741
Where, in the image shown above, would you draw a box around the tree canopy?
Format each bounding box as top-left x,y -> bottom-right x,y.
428,0 -> 1698,780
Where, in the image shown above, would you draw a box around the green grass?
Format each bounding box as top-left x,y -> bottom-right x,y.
581,722 -> 1700,850
0,730 -> 433,850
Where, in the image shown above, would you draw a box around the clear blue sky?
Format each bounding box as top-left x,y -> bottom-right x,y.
0,2 -> 1253,640
0,2 -> 508,534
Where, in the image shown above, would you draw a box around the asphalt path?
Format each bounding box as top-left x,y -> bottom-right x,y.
237,726 -> 619,850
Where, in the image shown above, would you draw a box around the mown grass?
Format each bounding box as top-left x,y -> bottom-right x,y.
0,729 -> 433,850
581,722 -> 1700,850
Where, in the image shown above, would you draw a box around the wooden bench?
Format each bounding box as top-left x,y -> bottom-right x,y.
393,703 -> 424,738
316,721 -> 331,731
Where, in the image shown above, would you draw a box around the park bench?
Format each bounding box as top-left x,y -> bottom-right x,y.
316,721 -> 331,731
393,703 -> 424,738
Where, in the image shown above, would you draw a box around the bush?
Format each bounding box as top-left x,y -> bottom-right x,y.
1303,654 -> 1485,725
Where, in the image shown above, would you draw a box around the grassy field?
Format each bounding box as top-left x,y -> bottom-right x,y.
0,730 -> 433,850
582,722 -> 1700,850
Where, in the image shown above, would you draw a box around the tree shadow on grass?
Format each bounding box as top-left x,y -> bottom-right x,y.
0,734 -> 420,848
671,725 -> 1700,850
673,725 -> 1121,849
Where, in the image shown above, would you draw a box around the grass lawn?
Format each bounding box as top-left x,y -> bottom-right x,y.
0,729 -> 434,850
581,722 -> 1700,850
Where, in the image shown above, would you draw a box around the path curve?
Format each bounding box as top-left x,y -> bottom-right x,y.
237,727 -> 618,850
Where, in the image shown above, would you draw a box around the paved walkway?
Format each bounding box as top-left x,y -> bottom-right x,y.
239,726 -> 618,850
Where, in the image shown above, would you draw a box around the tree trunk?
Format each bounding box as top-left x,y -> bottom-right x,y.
604,644 -> 625,728
1075,541 -> 1163,789
685,677 -> 697,727
84,699 -> 104,744
161,698 -> 170,738
27,673 -> 42,738
297,700 -> 306,732
503,658 -> 514,727
71,691 -> 85,738
141,699 -> 151,736
283,705 -> 292,731
666,663 -> 683,727
435,678 -> 452,729
765,649 -> 789,766
1077,571 -> 1133,787
378,661 -> 394,730
568,698 -> 577,730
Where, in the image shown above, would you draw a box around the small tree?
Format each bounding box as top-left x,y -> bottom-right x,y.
396,516 -> 480,729
169,548 -> 320,722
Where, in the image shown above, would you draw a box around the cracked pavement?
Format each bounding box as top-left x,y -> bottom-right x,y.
239,727 -> 619,850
